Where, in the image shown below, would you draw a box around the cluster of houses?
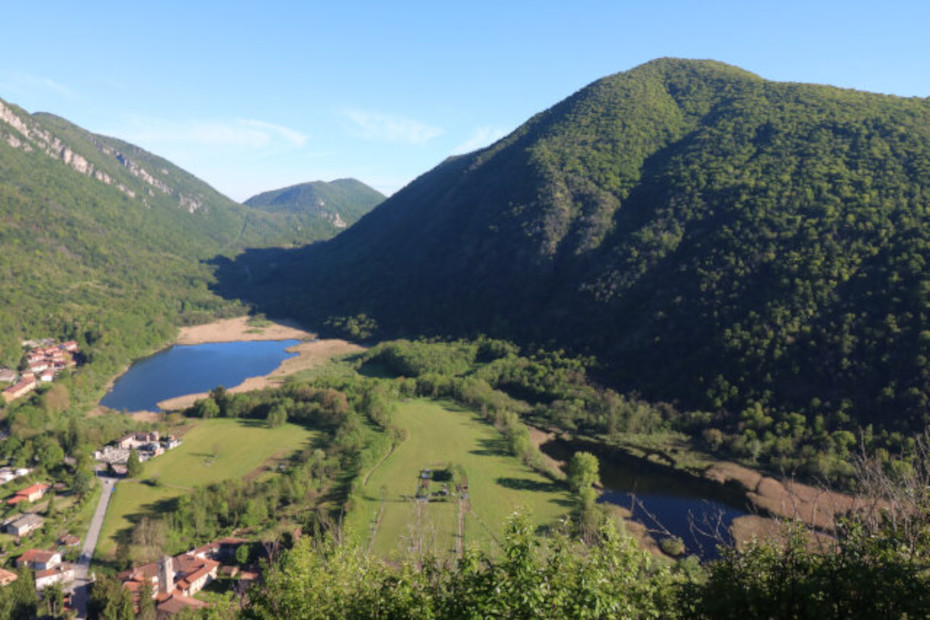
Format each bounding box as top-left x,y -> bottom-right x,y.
0,481 -> 53,537
0,339 -> 78,404
119,537 -> 257,615
94,431 -> 182,475
0,502 -> 261,615
0,534 -> 83,605
0,535 -> 258,616
16,548 -> 75,592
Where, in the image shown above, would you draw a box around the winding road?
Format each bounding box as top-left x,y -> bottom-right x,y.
71,476 -> 117,619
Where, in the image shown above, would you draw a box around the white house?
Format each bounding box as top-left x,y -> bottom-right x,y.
34,564 -> 74,592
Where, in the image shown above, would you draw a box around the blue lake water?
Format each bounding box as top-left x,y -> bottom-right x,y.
594,456 -> 750,560
541,438 -> 750,561
597,491 -> 746,560
99,340 -> 299,412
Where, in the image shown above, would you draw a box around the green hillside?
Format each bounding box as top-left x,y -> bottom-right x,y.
0,98 -> 337,401
219,58 -> 930,436
245,178 -> 384,235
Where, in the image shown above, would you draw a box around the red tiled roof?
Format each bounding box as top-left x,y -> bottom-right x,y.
18,549 -> 58,566
190,542 -> 217,557
157,593 -> 208,614
18,483 -> 49,496
35,564 -> 72,579
118,561 -> 158,583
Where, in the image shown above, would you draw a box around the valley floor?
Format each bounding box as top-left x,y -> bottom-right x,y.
345,399 -> 573,558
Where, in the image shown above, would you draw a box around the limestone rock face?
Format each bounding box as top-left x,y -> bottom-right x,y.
0,99 -> 204,210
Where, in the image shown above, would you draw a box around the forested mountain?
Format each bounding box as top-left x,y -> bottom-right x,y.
0,98 -> 332,384
245,178 -> 384,235
219,58 -> 930,434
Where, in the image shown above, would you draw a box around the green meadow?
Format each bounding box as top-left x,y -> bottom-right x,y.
347,399 -> 572,558
97,418 -> 317,558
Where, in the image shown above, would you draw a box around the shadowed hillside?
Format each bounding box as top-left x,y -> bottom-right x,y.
214,58 -> 930,435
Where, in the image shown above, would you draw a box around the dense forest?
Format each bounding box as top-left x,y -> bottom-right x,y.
216,59 -> 930,443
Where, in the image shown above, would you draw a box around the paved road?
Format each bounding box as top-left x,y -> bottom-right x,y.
71,476 -> 117,619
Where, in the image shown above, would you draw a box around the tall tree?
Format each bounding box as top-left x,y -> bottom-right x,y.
126,447 -> 142,478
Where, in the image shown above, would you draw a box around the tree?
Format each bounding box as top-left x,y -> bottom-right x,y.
73,468 -> 93,496
41,581 -> 64,619
567,451 -> 599,499
126,448 -> 142,478
267,403 -> 287,428
131,517 -> 167,562
138,579 -> 156,620
196,396 -> 220,419
9,566 -> 37,619
210,385 -> 230,415
88,573 -> 133,620
235,542 -> 251,565
33,436 -> 64,470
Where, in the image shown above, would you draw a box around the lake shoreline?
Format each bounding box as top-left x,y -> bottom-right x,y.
156,337 -> 365,411
96,316 -> 365,415
175,316 -> 316,345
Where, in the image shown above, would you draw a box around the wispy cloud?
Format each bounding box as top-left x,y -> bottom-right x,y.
0,72 -> 76,101
238,119 -> 309,147
109,117 -> 308,149
452,126 -> 509,154
342,108 -> 442,144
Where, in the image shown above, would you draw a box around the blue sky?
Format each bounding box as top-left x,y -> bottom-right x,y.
2,1 -> 928,200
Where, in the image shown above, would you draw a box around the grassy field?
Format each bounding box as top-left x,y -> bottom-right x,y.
346,399 -> 573,559
97,418 -> 318,558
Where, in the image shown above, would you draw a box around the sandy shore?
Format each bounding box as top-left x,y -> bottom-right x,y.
156,335 -> 365,411
175,316 -> 315,345
704,461 -> 876,532
94,316 -> 364,414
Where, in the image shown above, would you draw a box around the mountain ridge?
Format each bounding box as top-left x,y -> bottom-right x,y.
0,95 -> 345,377
218,58 -> 930,434
245,178 -> 384,231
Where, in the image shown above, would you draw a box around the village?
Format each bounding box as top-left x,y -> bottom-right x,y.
0,473 -> 83,607
0,339 -> 79,404
0,421 -> 278,616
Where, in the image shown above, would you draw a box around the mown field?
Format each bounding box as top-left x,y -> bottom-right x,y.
97,418 -> 317,557
346,399 -> 572,558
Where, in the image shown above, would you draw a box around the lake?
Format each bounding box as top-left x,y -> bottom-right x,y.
99,340 -> 299,412
540,437 -> 751,560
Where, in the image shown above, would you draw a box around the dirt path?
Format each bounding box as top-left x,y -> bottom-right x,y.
456,499 -> 467,559
363,445 -> 396,487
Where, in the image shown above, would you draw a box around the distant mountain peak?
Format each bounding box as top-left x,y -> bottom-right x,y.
244,178 -> 384,230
